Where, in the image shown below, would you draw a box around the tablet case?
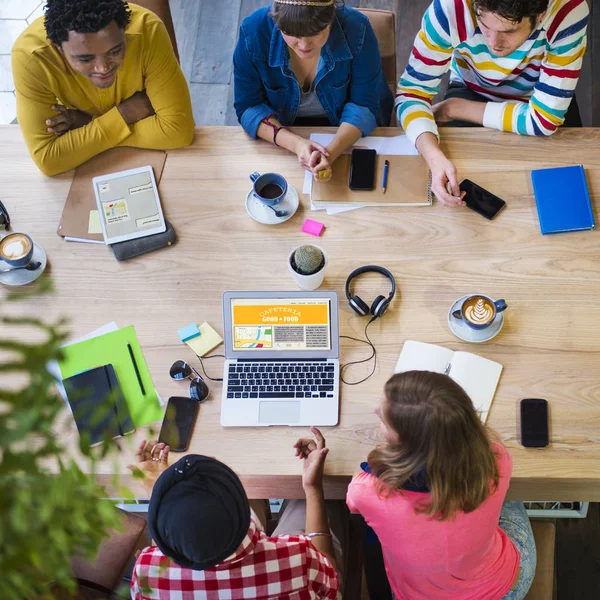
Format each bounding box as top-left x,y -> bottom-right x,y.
111,219 -> 176,261
531,165 -> 595,234
57,148 -> 167,242
63,364 -> 134,446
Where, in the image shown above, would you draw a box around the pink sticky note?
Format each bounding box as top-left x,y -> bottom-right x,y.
302,218 -> 325,237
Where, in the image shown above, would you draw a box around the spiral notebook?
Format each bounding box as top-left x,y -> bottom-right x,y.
311,154 -> 433,207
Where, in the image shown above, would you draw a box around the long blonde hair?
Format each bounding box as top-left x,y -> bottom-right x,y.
368,371 -> 500,521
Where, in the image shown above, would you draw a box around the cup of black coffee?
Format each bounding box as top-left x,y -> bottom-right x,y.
249,172 -> 288,207
0,232 -> 34,267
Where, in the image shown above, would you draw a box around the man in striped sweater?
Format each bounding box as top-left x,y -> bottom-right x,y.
397,0 -> 589,206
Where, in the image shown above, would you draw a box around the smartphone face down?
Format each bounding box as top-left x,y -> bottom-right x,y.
349,149 -> 377,191
520,398 -> 549,448
158,396 -> 199,451
460,179 -> 506,220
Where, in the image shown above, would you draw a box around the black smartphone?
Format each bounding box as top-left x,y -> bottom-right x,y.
349,148 -> 377,191
520,398 -> 549,448
158,396 -> 199,452
460,179 -> 506,220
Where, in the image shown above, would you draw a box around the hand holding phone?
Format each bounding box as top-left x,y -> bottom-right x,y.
460,179 -> 506,220
520,398 -> 549,448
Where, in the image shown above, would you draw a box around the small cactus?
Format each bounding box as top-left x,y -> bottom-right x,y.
292,245 -> 325,276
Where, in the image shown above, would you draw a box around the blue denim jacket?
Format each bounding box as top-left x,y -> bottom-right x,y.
233,6 -> 393,138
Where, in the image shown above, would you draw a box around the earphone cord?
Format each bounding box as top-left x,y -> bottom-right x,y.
340,316 -> 377,385
195,353 -> 225,382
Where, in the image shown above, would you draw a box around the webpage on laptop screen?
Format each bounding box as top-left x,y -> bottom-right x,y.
231,298 -> 331,351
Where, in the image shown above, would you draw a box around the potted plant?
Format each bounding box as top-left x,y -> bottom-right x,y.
0,284 -> 122,599
288,244 -> 327,290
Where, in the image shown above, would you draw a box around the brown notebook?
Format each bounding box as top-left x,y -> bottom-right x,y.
57,147 -> 167,242
311,154 -> 432,206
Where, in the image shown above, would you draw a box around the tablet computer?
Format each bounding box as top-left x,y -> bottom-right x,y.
92,165 -> 166,245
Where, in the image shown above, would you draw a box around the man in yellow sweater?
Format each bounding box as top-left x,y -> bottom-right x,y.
12,0 -> 194,176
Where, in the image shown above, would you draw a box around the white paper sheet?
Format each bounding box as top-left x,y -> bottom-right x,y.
304,134 -> 418,214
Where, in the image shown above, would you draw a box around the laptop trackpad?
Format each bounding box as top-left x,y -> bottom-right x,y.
259,401 -> 301,424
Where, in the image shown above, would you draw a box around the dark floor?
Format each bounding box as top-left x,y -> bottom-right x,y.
170,0 -> 599,127
555,502 -> 600,600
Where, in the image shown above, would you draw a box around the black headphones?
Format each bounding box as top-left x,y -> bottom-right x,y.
345,265 -> 396,319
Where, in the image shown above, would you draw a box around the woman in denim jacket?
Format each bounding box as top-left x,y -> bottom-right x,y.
234,0 -> 393,181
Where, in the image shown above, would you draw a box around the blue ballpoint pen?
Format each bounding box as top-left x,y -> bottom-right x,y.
382,159 -> 389,194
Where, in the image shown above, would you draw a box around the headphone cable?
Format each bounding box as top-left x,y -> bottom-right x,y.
340,316 -> 377,385
195,353 -> 225,382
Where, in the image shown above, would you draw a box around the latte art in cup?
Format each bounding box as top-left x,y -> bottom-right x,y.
0,234 -> 32,260
463,297 -> 495,325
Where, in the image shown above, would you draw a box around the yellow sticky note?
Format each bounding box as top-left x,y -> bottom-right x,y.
185,322 -> 223,357
88,210 -> 102,234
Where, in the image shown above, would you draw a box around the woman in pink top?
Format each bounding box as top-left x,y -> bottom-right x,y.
347,371 -> 536,600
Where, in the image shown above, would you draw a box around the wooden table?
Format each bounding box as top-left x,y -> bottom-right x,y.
3,125 -> 600,501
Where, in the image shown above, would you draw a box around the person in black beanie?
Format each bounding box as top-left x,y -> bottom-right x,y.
130,428 -> 347,599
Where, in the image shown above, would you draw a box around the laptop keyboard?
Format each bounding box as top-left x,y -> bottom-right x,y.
225,362 -> 336,400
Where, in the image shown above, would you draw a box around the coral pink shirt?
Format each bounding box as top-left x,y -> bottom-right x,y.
346,443 -> 519,600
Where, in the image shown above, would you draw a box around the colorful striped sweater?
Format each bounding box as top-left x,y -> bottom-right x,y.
396,0 -> 589,144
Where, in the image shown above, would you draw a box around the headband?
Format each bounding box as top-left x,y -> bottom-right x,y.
274,0 -> 334,5
148,455 -> 250,571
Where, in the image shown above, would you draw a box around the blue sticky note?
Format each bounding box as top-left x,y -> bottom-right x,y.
178,323 -> 200,343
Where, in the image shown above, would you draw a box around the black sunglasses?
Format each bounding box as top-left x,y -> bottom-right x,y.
0,200 -> 10,230
170,360 -> 209,402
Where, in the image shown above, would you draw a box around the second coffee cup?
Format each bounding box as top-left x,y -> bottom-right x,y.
452,294 -> 507,330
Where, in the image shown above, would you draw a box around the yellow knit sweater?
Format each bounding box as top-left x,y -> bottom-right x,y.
12,4 -> 194,176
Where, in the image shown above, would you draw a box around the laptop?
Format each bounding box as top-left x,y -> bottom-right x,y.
221,290 -> 340,427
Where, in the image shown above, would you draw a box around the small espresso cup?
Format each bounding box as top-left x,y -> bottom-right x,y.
249,172 -> 288,207
0,232 -> 34,268
452,294 -> 507,330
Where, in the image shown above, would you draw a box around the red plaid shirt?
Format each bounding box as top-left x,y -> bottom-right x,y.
130,518 -> 339,599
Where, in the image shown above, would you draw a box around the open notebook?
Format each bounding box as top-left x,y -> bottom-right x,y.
395,340 -> 503,423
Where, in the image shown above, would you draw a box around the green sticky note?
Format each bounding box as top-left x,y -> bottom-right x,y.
58,325 -> 163,428
88,210 -> 102,234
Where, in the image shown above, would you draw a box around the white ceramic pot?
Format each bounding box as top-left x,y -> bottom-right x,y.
288,245 -> 327,291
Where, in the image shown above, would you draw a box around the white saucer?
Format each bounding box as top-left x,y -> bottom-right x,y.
448,295 -> 504,343
0,243 -> 47,286
245,184 -> 299,225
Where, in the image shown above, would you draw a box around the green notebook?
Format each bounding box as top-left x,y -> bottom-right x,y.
58,325 -> 163,428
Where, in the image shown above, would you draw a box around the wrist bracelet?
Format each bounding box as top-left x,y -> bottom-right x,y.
261,115 -> 285,146
273,125 -> 286,147
306,531 -> 332,539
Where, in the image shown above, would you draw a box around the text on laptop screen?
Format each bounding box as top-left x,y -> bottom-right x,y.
231,298 -> 331,351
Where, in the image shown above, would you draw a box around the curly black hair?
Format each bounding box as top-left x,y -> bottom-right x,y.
473,0 -> 549,26
44,0 -> 132,46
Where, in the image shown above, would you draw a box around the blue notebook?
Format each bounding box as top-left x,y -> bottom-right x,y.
531,165 -> 595,235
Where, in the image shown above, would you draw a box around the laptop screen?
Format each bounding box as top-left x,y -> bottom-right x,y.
230,297 -> 331,352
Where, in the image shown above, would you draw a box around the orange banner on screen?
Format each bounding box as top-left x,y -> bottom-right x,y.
233,303 -> 329,326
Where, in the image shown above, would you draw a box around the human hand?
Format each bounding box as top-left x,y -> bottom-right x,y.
432,98 -> 460,125
46,105 -> 92,135
294,137 -> 329,172
428,151 -> 466,207
127,439 -> 170,494
117,90 -> 155,125
293,426 -> 329,492
309,151 -> 333,182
